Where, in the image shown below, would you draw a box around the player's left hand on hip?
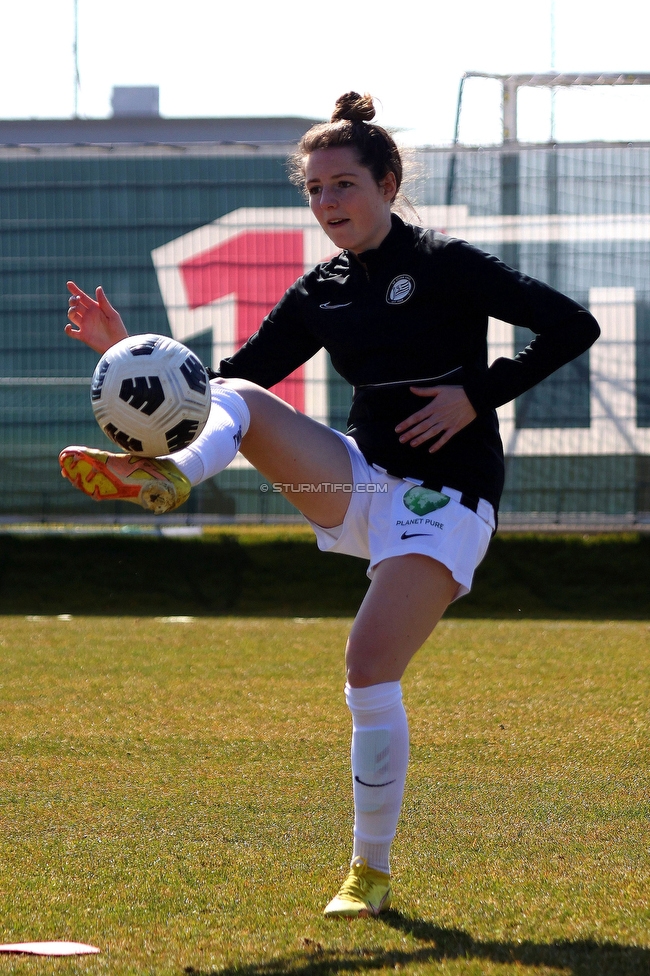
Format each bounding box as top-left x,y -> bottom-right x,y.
395,386 -> 477,453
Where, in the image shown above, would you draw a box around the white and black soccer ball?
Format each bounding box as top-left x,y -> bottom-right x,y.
90,334 -> 211,456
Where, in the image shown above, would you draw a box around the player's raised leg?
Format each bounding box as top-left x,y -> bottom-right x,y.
59,379 -> 244,515
216,378 -> 352,527
60,377 -> 353,528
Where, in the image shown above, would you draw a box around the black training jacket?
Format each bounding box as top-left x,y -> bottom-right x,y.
215,214 -> 600,512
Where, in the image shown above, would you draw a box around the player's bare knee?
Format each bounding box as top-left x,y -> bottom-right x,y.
346,667 -> 378,688
346,640 -> 382,688
215,376 -> 295,422
214,376 -> 259,400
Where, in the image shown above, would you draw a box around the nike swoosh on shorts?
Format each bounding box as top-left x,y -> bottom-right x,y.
320,302 -> 352,309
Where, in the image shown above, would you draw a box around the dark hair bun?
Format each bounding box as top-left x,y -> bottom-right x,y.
291,90 -> 402,201
331,92 -> 375,124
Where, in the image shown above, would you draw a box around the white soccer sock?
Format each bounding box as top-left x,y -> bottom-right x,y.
345,681 -> 409,875
165,383 -> 250,486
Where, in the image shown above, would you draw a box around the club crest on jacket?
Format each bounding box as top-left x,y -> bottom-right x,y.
386,275 -> 415,305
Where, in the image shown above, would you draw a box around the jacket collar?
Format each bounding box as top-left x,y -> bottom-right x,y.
349,213 -> 414,272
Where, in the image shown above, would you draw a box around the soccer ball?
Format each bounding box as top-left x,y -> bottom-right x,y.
90,334 -> 211,456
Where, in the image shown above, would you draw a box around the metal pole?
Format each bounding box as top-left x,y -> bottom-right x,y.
451,74 -> 465,147
73,0 -> 80,118
503,78 -> 518,143
550,0 -> 556,140
445,74 -> 466,206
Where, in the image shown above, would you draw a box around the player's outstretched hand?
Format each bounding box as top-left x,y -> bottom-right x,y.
395,385 -> 477,453
65,281 -> 128,355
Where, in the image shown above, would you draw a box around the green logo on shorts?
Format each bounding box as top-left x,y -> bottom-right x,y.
403,486 -> 450,516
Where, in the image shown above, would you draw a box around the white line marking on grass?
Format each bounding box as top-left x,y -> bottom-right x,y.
155,616 -> 195,623
159,527 -> 203,538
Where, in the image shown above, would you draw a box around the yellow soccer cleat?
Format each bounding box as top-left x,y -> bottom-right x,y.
324,856 -> 392,918
59,446 -> 191,515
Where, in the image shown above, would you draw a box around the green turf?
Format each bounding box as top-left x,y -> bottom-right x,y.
0,528 -> 649,618
1,616 -> 649,974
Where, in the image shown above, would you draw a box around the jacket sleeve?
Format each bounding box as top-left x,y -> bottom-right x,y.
213,278 -> 323,389
443,239 -> 601,414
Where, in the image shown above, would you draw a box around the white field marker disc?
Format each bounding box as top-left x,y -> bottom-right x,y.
0,942 -> 100,956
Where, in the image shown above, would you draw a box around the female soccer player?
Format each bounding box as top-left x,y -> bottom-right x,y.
60,92 -> 600,918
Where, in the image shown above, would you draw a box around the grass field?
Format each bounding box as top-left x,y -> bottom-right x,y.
1,613 -> 649,975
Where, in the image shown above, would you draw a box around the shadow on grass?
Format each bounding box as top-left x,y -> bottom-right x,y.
184,913 -> 650,975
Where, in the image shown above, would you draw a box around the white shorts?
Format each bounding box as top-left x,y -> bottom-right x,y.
307,432 -> 495,600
